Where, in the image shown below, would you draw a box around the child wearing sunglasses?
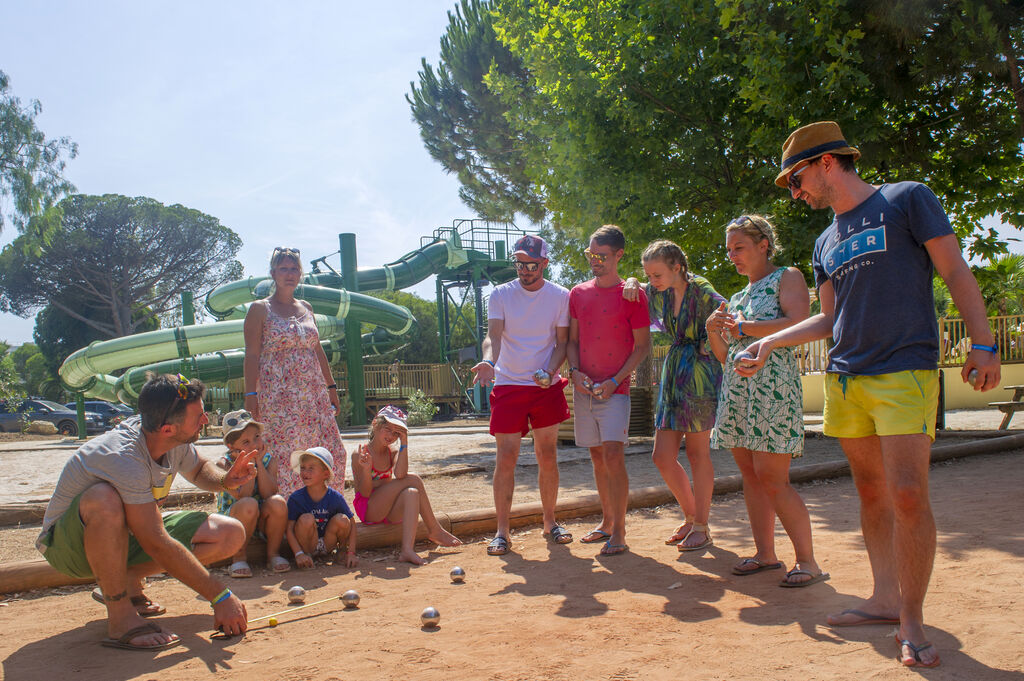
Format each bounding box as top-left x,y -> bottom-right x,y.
216,409 -> 291,576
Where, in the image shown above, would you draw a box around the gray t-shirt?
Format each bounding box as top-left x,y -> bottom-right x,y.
37,416 -> 201,552
812,181 -> 953,375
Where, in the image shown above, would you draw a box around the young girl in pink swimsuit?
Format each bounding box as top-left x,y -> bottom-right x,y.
351,406 -> 462,565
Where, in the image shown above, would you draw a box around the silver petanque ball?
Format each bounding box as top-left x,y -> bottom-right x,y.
733,350 -> 756,369
533,369 -> 552,387
421,606 -> 441,627
341,589 -> 360,609
450,566 -> 466,583
968,368 -> 980,387
287,586 -> 306,604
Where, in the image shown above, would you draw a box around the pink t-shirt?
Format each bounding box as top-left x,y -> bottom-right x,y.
569,279 -> 650,395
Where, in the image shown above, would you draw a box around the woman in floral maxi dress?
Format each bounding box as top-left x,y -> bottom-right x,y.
627,240 -> 725,551
707,215 -> 826,586
243,247 -> 347,498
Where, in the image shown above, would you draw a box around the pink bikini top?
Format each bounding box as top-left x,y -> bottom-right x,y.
370,451 -> 395,482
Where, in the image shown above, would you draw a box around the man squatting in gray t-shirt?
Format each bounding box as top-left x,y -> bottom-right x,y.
737,121 -> 1000,669
38,374 -> 258,650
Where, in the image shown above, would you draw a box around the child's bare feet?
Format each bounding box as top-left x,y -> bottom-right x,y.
429,528 -> 463,547
399,550 -> 426,565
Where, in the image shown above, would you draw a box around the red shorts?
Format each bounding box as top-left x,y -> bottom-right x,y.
489,378 -> 570,436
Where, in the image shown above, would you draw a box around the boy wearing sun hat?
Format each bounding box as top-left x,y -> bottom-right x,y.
285,446 -> 357,569
739,120 -> 1000,668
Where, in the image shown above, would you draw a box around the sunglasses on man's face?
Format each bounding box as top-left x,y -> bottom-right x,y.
513,260 -> 540,272
584,249 -> 609,263
787,162 -> 814,191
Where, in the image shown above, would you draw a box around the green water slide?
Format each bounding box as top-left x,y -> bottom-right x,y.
58,239 -> 464,405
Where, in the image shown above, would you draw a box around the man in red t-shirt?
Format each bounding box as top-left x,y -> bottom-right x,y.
567,225 -> 650,555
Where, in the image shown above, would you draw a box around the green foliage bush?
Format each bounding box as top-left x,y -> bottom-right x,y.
406,389 -> 438,426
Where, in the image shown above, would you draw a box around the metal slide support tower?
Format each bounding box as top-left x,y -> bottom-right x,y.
340,233 -> 367,425
429,219 -> 524,412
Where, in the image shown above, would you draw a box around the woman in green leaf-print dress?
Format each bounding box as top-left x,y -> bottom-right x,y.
707,215 -> 825,586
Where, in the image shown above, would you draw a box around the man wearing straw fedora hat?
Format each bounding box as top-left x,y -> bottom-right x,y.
737,121 -> 1000,668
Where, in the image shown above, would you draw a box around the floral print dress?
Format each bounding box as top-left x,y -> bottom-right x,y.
647,275 -> 726,432
258,305 -> 347,496
711,267 -> 803,456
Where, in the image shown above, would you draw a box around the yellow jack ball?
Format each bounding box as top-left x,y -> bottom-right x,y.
269,617 -> 278,627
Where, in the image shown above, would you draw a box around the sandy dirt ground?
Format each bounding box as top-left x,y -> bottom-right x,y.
0,449 -> 1021,681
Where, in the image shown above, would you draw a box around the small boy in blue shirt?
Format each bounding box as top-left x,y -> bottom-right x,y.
286,447 -> 357,568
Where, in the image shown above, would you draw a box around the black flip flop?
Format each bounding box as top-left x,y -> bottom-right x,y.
101,623 -> 181,651
732,558 -> 784,576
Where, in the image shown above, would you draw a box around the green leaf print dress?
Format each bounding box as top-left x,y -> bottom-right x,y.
711,268 -> 804,456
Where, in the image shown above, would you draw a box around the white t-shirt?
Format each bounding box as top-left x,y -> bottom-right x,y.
37,416 -> 201,552
487,279 -> 570,386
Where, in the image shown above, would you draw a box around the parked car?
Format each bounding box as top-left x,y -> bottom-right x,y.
64,400 -> 135,430
0,399 -> 103,436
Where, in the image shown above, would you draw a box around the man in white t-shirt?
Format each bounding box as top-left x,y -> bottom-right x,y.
471,235 -> 571,556
38,374 -> 258,650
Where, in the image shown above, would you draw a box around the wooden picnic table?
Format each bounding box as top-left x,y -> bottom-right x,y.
990,384 -> 1024,430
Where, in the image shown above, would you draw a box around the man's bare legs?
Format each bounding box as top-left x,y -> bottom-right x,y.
882,434 -> 938,666
492,424 -> 562,542
828,436 -> 899,622
829,434 -> 938,666
589,441 -> 628,546
532,423 -> 562,533
493,432 -> 522,540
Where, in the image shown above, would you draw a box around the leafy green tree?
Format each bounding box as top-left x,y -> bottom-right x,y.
975,253 -> 1024,315
0,347 -> 19,402
415,0 -> 1022,293
0,194 -> 243,338
408,0 -> 546,222
0,71 -> 77,233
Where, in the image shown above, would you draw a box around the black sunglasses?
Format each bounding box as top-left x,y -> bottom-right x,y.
787,160 -> 818,191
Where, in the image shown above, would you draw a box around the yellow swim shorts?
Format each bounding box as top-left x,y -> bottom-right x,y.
822,370 -> 939,440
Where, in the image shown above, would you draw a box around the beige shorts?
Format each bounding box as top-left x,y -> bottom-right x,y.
573,391 -> 630,447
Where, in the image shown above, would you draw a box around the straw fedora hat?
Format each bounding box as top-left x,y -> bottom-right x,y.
774,121 -> 861,188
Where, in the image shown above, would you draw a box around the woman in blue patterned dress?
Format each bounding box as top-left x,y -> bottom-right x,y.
627,240 -> 725,551
707,215 -> 826,586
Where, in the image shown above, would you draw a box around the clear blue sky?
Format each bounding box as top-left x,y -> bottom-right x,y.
1,2 -> 1020,347
0,1 -> 475,344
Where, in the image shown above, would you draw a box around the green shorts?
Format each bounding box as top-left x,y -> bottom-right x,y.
40,492 -> 209,579
823,370 -> 939,441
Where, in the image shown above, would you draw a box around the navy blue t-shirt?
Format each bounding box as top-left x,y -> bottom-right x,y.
812,182 -> 954,375
287,487 -> 353,538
